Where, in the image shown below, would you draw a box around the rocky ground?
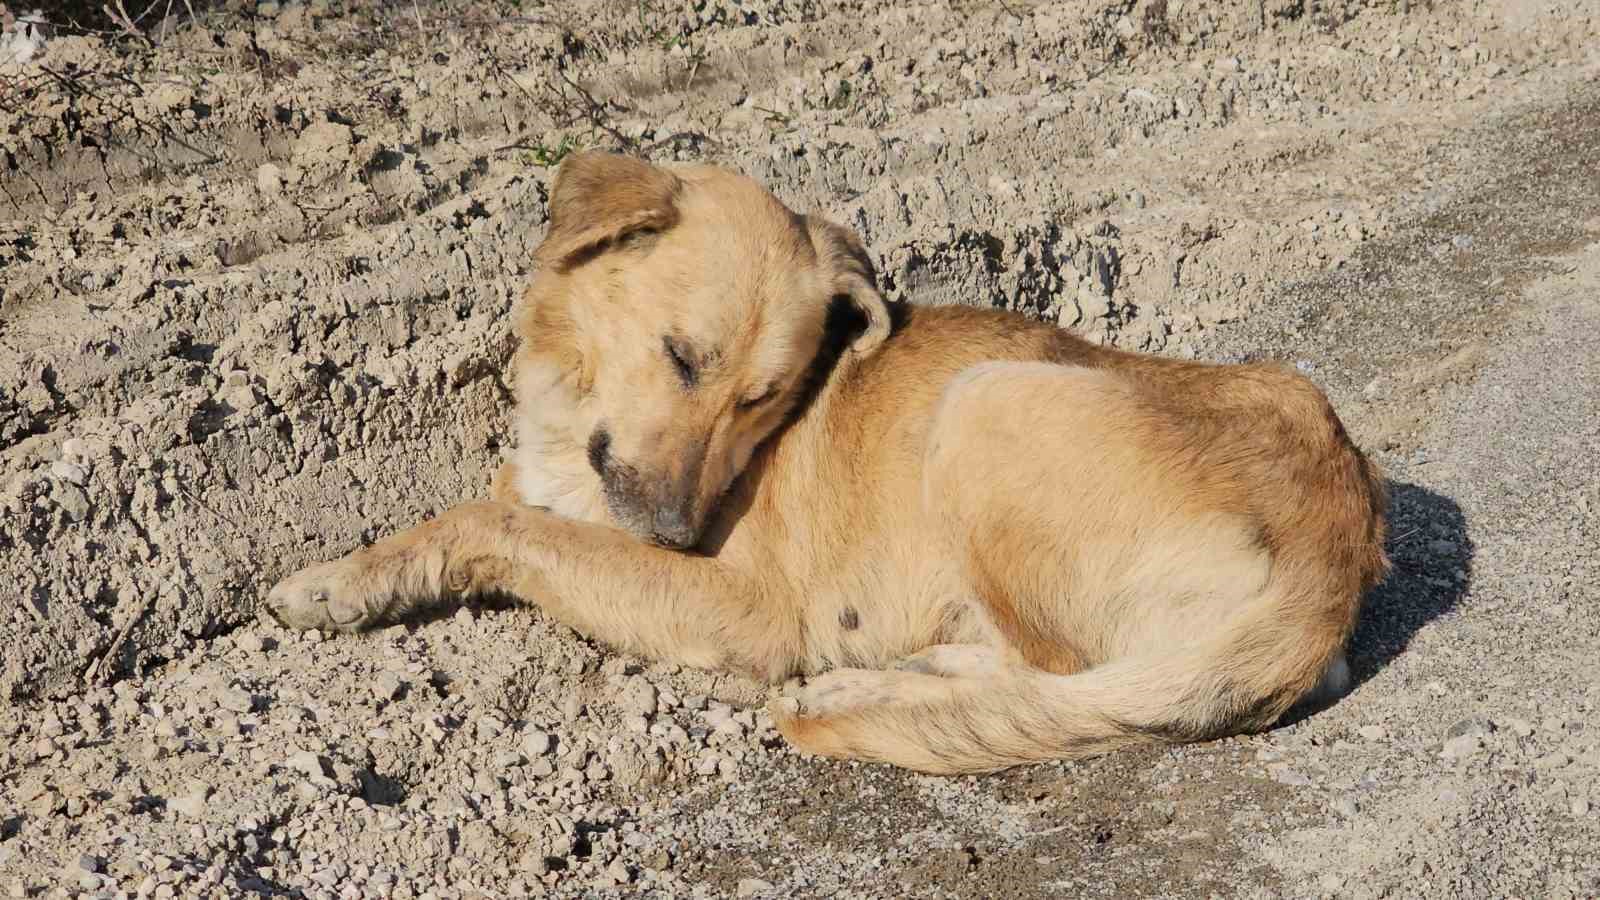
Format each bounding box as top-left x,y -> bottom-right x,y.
2,0 -> 1599,897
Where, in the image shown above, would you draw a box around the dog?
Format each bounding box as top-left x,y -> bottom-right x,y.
267,151 -> 1390,775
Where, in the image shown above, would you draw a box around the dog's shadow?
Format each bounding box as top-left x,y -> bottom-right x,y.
1285,479 -> 1474,723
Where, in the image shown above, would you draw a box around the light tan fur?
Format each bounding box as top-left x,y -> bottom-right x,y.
267,152 -> 1390,775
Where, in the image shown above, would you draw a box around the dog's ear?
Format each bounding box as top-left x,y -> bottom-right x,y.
536,152 -> 683,271
805,216 -> 892,358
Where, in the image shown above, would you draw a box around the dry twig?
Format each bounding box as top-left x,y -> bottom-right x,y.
554,66 -> 638,153
641,130 -> 722,156
100,0 -> 152,44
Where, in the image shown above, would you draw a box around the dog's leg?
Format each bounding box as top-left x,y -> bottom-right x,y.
265,500 -> 794,676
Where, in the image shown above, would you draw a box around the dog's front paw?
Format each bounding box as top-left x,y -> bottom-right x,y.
265,558 -> 386,633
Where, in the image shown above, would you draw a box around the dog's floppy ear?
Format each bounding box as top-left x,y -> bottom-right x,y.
536,151 -> 683,271
805,216 -> 892,358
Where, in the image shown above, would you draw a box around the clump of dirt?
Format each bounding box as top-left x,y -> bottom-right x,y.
3,0 -> 1599,896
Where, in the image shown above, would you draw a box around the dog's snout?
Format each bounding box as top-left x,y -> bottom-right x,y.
649,505 -> 696,549
590,427 -> 708,548
587,427 -> 612,477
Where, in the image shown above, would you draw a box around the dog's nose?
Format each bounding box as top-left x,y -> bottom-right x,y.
586,427 -> 612,477
650,506 -> 695,549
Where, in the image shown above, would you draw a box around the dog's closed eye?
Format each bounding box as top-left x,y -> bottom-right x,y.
664,336 -> 697,387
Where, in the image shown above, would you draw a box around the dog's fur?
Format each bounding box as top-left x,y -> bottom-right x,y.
268,152 -> 1390,775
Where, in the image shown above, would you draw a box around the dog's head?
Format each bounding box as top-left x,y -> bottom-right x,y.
519,151 -> 894,549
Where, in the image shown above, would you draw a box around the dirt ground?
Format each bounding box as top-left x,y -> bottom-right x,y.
3,0 -> 1599,897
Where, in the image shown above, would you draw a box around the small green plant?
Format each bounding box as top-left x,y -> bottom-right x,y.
636,0 -> 708,90
528,134 -> 580,166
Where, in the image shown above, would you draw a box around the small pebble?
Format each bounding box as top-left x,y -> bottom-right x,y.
562,693 -> 585,721
50,460 -> 88,486
522,729 -> 553,757
53,483 -> 91,520
476,715 -> 506,740
737,877 -> 774,897
287,750 -> 326,778
170,790 -> 207,818
371,672 -> 403,703
1446,718 -> 1492,740
620,678 -> 659,718
605,858 -> 631,884
1533,751 -> 1571,771
1268,764 -> 1313,787
217,689 -> 254,714
256,165 -> 284,197
1357,725 -> 1388,741
1441,734 -> 1482,760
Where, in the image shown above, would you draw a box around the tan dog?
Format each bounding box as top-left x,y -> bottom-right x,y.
267,152 -> 1389,775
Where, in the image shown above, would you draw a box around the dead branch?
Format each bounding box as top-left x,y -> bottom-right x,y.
554,66 -> 638,153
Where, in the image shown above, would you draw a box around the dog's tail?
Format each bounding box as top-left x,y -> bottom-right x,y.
770,566 -> 1364,776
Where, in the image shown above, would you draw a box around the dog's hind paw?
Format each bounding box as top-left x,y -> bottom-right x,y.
768,667 -> 967,765
892,643 -> 1007,679
776,667 -> 955,719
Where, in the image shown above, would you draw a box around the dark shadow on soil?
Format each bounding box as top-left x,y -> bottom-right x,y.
376,588 -> 522,633
1350,479 -> 1474,686
1286,479 -> 1472,725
